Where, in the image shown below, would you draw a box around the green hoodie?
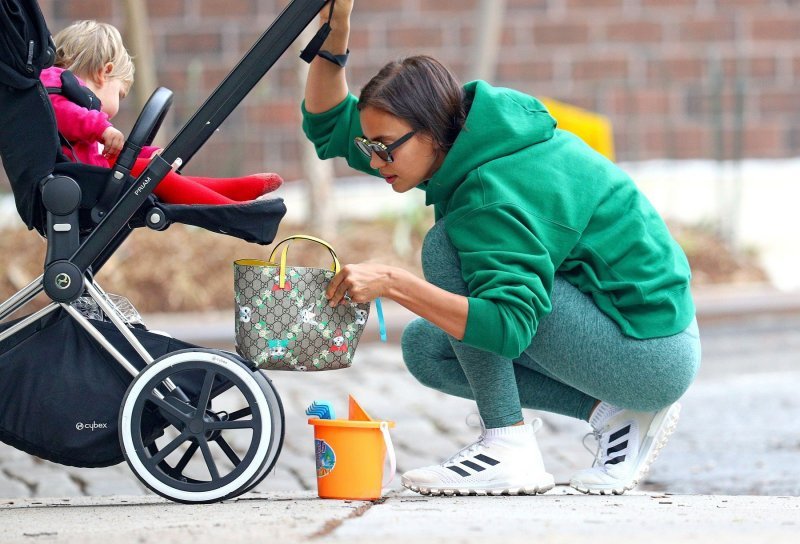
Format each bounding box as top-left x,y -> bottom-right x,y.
302,81 -> 695,359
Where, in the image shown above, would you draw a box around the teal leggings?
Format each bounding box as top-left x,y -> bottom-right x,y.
400,221 -> 701,429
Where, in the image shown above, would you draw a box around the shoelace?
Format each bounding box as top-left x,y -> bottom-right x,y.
582,429 -> 604,468
464,412 -> 485,433
451,415 -> 545,466
448,413 -> 489,464
445,440 -> 486,465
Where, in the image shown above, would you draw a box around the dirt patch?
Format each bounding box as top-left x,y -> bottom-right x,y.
0,219 -> 767,313
668,222 -> 769,285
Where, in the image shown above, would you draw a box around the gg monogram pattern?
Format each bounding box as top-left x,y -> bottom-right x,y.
234,262 -> 370,371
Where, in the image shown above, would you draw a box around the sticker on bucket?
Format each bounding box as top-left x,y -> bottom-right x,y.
315,439 -> 336,478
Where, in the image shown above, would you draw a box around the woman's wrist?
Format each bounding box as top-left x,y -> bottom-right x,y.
383,266 -> 407,302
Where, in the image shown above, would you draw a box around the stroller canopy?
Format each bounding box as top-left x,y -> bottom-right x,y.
1,0 -> 60,232
0,0 -> 54,89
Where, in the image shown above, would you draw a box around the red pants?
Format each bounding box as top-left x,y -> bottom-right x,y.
129,158 -> 282,205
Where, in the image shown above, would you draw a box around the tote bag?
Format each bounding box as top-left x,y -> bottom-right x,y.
234,235 -> 370,371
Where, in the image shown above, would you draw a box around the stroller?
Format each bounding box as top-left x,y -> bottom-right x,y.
0,0 -> 329,503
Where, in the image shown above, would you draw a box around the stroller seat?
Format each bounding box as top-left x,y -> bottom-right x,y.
50,160 -> 288,246
0,0 -> 329,504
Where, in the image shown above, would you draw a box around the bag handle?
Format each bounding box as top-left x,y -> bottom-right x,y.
268,235 -> 341,289
380,421 -> 396,488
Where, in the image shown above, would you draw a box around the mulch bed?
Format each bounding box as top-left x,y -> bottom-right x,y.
0,219 -> 766,313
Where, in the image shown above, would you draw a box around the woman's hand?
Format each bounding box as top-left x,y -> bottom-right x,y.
306,0 -> 352,113
326,263 -> 396,306
320,0 -> 354,24
327,262 -> 470,340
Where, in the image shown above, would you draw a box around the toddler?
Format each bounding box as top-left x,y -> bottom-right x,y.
42,20 -> 282,205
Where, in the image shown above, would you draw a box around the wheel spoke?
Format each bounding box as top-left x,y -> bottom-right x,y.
148,429 -> 191,467
215,436 -> 242,466
174,440 -> 200,474
206,420 -> 256,431
197,370 -> 216,412
197,437 -> 221,481
228,407 -> 252,421
148,392 -> 193,424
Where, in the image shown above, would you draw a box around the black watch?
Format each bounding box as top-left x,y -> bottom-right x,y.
318,49 -> 349,68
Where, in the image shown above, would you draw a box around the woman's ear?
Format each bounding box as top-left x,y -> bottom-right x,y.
420,132 -> 445,154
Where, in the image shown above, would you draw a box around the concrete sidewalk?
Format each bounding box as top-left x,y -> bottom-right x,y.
1,490 -> 798,543
1,286 -> 798,541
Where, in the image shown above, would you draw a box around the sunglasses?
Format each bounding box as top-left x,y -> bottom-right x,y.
353,131 -> 416,163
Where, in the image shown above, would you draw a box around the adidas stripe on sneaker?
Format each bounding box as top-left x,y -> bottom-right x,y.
401,420 -> 555,496
569,402 -> 681,495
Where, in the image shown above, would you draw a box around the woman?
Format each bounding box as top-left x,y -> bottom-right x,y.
305,0 -> 700,497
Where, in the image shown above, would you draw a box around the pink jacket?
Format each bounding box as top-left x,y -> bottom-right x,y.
41,67 -> 112,166
40,67 -> 156,166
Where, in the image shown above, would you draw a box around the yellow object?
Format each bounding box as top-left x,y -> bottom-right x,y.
308,395 -> 396,500
540,98 -> 616,161
267,234 -> 341,289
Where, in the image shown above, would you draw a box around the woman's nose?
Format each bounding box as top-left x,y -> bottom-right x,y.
369,153 -> 387,169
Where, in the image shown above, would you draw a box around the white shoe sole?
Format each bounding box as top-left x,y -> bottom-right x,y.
402,473 -> 555,497
570,403 -> 681,495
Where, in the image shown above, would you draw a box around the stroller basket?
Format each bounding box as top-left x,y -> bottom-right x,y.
0,0 -> 330,503
0,309 -> 198,467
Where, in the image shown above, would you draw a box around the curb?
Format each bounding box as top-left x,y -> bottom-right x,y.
693,283 -> 800,322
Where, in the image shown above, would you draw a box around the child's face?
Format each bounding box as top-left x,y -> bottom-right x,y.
93,78 -> 127,119
84,69 -> 128,120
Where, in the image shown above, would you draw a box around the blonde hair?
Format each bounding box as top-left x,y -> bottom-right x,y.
53,20 -> 134,91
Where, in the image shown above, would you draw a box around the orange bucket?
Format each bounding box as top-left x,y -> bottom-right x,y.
308,396 -> 396,500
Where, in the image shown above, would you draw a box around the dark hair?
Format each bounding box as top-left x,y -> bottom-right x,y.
358,55 -> 465,153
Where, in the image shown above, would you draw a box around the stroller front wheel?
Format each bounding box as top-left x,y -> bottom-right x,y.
119,349 -> 282,504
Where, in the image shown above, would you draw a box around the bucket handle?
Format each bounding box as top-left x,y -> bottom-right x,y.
380,421 -> 396,488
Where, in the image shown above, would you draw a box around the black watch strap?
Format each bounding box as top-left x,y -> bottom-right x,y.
318,49 -> 349,68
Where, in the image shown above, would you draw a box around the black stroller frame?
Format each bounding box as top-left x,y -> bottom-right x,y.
0,0 -> 328,503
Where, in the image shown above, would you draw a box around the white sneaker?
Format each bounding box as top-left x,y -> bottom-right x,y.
401,420 -> 555,496
569,402 -> 681,495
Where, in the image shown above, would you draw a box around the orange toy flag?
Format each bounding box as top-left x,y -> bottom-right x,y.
348,395 -> 373,421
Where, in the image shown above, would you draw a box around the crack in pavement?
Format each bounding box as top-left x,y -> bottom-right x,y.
307,497 -> 388,540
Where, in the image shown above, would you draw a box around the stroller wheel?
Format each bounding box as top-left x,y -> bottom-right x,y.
221,353 -> 285,495
119,349 -> 283,503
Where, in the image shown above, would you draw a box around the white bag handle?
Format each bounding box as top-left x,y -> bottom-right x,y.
380,421 -> 396,488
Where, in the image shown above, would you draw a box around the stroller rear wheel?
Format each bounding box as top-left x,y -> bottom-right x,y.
119,349 -> 283,503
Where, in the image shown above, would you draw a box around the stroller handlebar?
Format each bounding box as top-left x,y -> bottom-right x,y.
90,87 -> 174,224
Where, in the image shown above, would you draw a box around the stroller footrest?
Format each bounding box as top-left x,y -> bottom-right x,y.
157,198 -> 287,245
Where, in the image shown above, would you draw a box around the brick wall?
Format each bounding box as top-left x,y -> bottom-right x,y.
20,0 -> 800,180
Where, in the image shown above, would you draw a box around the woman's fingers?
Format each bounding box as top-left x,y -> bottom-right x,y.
327,264 -> 362,306
331,281 -> 350,307
326,268 -> 349,306
326,263 -> 387,306
322,0 -> 354,22
327,277 -> 351,307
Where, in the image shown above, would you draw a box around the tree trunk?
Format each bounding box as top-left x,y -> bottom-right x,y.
472,0 -> 507,81
122,0 -> 158,113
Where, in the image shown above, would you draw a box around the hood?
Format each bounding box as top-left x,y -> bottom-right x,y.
0,0 -> 55,89
425,80 -> 557,206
